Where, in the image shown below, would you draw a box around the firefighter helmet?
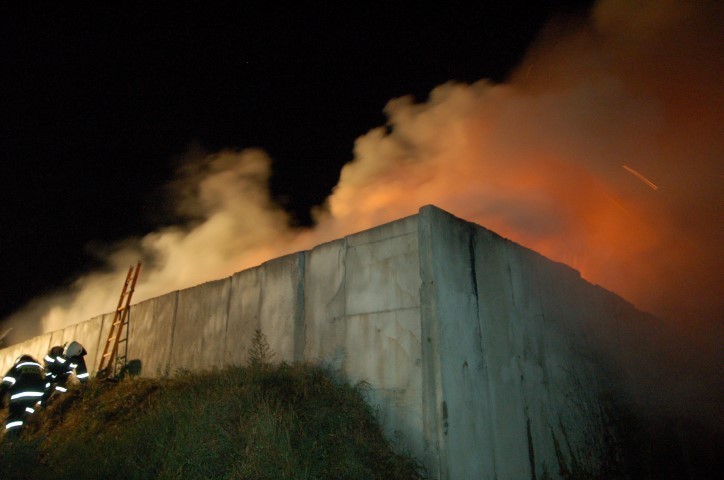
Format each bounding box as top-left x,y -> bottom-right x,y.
15,354 -> 36,364
64,341 -> 85,357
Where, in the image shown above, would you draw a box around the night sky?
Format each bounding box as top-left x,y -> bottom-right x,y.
0,1 -> 594,323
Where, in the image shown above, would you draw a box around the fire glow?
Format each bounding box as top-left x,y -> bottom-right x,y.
3,0 -> 721,346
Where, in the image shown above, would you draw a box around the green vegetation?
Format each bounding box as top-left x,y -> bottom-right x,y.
0,338 -> 425,479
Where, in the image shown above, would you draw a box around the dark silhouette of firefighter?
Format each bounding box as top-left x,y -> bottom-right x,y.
0,355 -> 45,434
42,341 -> 89,404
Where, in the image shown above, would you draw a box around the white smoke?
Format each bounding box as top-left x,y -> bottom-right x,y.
3,2 -> 722,397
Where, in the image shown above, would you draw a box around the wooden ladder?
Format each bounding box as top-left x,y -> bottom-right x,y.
97,261 -> 141,378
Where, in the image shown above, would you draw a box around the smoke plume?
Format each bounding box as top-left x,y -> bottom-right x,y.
2,1 -> 721,423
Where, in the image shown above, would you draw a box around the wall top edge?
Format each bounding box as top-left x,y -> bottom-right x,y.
1,206 -> 442,351
418,204 -> 653,317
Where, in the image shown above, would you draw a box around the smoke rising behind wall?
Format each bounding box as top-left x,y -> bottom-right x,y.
2,1 -> 721,415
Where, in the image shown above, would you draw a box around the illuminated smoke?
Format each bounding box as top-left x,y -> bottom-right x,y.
4,149 -> 299,339
3,0 -> 722,375
327,0 -> 723,328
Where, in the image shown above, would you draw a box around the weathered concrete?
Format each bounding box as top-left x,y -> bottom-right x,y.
127,293 -> 178,377
305,214 -> 424,457
73,315 -> 105,374
226,266 -> 262,366
0,342 -> 23,376
418,207 -> 624,479
169,278 -> 230,373
419,207 -> 494,479
92,312 -> 117,374
1,205 -> 653,479
258,253 -> 305,363
302,238 -> 347,365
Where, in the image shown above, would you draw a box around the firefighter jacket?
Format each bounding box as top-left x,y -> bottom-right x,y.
45,351 -> 71,383
44,351 -> 89,384
66,355 -> 89,382
0,359 -> 45,406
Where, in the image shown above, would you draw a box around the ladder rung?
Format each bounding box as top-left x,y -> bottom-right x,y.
102,353 -> 111,357
113,321 -> 122,326
107,336 -> 116,342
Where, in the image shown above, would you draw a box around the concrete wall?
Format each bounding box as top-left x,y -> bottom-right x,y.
302,214 -> 424,456
418,206 -> 631,479
0,205 -> 652,479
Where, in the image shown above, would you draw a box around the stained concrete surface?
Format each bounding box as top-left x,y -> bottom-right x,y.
127,293 -> 178,377
169,278 -> 230,373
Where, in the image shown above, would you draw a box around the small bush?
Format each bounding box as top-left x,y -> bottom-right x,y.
248,328 -> 275,368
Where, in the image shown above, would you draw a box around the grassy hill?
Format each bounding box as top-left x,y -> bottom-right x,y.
0,361 -> 426,480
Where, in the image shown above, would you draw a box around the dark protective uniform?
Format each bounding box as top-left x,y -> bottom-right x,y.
0,356 -> 45,433
42,344 -> 89,404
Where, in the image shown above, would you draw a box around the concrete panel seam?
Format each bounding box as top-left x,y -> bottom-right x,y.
92,317 -> 107,375
223,276 -> 233,366
42,335 -> 52,365
339,236 -> 349,314
473,231 -> 501,478
504,241 -> 517,306
259,268 -> 266,332
294,252 -> 307,363
468,229 -> 484,358
165,291 -> 180,377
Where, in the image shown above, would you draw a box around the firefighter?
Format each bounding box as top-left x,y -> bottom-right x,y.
63,341 -> 90,383
42,345 -> 70,403
0,355 -> 45,434
41,341 -> 89,405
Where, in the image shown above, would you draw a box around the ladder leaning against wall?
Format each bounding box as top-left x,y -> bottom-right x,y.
97,261 -> 141,379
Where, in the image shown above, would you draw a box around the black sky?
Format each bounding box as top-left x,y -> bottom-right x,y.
0,2 -> 594,323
